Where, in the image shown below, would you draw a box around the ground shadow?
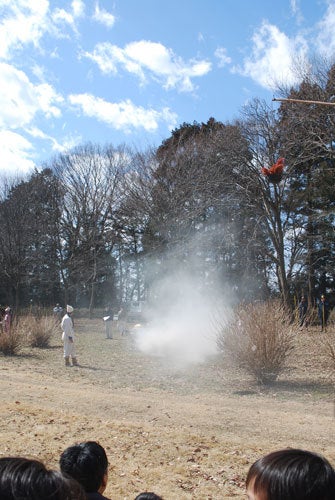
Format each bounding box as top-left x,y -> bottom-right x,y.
71,364 -> 115,372
38,345 -> 61,350
1,352 -> 40,360
233,390 -> 258,396
271,379 -> 334,395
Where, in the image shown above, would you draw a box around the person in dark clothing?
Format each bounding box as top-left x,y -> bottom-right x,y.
60,441 -> 111,500
246,448 -> 335,500
298,295 -> 308,328
318,294 -> 330,331
0,456 -> 85,500
134,493 -> 163,500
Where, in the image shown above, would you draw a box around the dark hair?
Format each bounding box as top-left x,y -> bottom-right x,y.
59,441 -> 108,493
134,493 -> 163,500
246,448 -> 335,500
0,457 -> 85,500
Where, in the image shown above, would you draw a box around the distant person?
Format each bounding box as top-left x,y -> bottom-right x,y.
117,306 -> 127,335
0,456 -> 85,500
318,294 -> 330,331
53,303 -> 63,322
246,448 -> 335,500
103,306 -> 114,339
0,305 -> 5,333
60,441 -> 110,500
3,307 -> 12,334
298,295 -> 308,328
134,493 -> 163,500
61,305 -> 78,366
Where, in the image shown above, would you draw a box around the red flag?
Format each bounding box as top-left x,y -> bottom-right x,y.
261,158 -> 285,183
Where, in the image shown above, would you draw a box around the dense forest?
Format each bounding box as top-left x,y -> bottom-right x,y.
1,62 -> 335,314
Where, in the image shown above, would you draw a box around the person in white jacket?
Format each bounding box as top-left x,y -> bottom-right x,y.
61,305 -> 78,366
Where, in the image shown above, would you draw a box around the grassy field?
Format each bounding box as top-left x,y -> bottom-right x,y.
0,317 -> 334,499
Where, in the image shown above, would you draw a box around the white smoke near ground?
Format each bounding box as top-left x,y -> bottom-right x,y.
133,265 -> 233,370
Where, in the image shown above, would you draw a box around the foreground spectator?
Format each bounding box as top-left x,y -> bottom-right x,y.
60,441 -> 110,500
0,456 -> 85,500
246,448 -> 335,500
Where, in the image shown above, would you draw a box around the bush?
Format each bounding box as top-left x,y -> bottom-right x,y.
0,329 -> 23,356
217,300 -> 294,384
20,315 -> 59,348
322,334 -> 335,373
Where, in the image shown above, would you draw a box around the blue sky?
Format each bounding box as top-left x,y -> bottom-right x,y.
1,0 -> 335,174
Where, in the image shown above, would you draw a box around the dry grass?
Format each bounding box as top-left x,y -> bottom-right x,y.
0,315 -> 61,353
0,328 -> 23,355
217,301 -> 294,384
21,315 -> 60,348
0,315 -> 334,499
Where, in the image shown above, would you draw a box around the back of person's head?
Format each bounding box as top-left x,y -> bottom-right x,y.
59,441 -> 108,493
246,448 -> 335,500
0,456 -> 85,500
134,493 -> 163,500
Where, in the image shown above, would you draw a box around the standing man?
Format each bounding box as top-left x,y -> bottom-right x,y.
103,306 -> 114,339
298,295 -> 308,328
61,305 -> 78,366
318,294 -> 330,332
3,307 -> 12,334
53,303 -> 63,322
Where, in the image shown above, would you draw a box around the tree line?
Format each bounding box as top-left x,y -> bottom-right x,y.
1,61 -> 335,314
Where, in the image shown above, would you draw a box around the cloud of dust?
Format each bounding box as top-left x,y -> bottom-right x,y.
134,265 -> 233,369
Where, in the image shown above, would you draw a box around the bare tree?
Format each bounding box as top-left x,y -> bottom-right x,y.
0,169 -> 61,309
236,99 -> 300,308
277,60 -> 335,304
140,118 -> 270,301
49,143 -> 127,314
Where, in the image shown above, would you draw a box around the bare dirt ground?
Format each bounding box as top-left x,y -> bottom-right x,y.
0,318 -> 334,499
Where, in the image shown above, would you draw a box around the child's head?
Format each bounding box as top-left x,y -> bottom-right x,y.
60,441 -> 108,494
134,494 -> 163,500
0,457 -> 85,500
246,448 -> 335,500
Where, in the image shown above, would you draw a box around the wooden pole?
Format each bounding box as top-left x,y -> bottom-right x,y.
272,97 -> 335,107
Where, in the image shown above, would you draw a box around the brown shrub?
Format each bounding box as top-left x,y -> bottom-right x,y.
217,300 -> 294,384
19,315 -> 59,348
322,334 -> 335,373
0,328 -> 23,356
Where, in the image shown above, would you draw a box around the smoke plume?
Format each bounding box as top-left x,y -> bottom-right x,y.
134,265 -> 232,369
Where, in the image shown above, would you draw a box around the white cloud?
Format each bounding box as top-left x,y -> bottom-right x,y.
290,0 -> 299,14
233,21 -> 308,89
0,130 -> 35,173
315,2 -> 335,58
0,63 -> 63,129
26,126 -> 81,152
198,32 -> 205,43
0,0 -> 49,60
0,0 -> 85,60
36,83 -> 63,118
84,40 -> 212,92
72,0 -> 85,17
215,47 -> 232,67
82,42 -> 124,74
93,3 -> 115,28
51,1 -> 84,36
68,93 -> 177,132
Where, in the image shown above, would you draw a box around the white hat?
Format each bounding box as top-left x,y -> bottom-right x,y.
66,305 -> 74,313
